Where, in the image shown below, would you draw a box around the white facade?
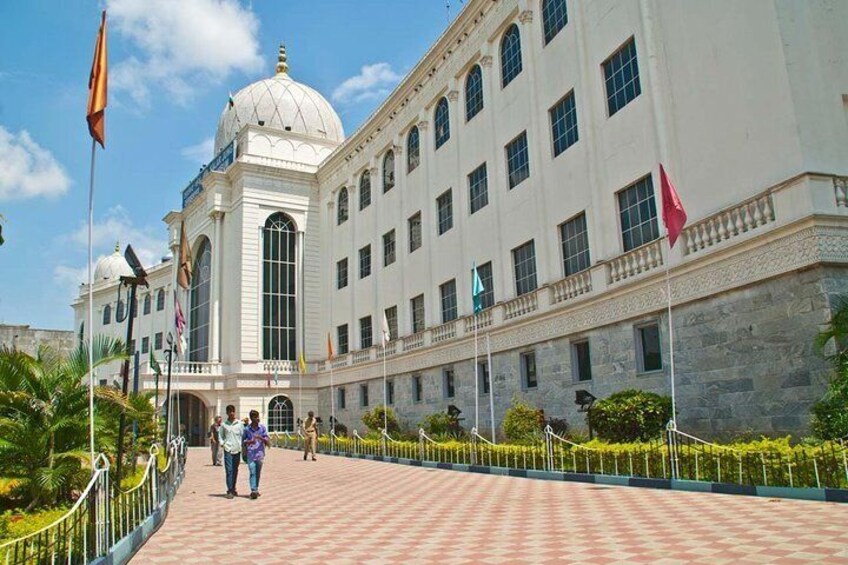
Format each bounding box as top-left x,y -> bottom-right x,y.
75,0 -> 848,441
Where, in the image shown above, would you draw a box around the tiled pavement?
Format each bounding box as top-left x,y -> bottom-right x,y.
132,447 -> 848,564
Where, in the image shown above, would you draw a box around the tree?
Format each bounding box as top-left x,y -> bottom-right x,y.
361,405 -> 400,436
811,295 -> 848,439
0,337 -> 127,510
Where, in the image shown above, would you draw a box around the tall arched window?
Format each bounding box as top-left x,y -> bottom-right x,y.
434,97 -> 450,149
337,187 -> 349,225
262,213 -> 296,361
116,300 -> 125,321
157,288 -> 165,311
383,150 -> 395,193
407,126 -> 420,172
465,64 -> 484,121
102,304 -> 111,325
501,24 -> 523,88
143,294 -> 151,315
267,395 -> 294,432
189,238 -> 212,362
542,0 -> 568,45
359,170 -> 371,210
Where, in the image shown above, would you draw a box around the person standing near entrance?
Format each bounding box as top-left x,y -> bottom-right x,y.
209,415 -> 223,466
302,411 -> 318,461
219,405 -> 245,499
243,410 -> 270,499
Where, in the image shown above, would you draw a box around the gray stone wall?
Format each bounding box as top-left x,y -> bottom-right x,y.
0,324 -> 76,358
318,266 -> 844,439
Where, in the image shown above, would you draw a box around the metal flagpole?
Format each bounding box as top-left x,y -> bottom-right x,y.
665,236 -> 677,430
87,139 -> 96,470
382,343 -> 388,432
486,333 -> 495,444
474,314 -> 479,431
329,361 -> 335,445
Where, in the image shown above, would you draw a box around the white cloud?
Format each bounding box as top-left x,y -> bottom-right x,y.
107,0 -> 263,107
332,63 -> 403,105
0,125 -> 71,201
181,137 -> 214,165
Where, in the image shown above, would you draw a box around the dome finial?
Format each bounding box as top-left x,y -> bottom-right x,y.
276,43 -> 289,75
114,241 -> 120,253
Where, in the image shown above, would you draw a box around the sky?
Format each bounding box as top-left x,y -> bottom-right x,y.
0,0 -> 462,330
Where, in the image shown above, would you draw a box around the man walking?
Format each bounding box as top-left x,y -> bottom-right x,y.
219,405 -> 245,499
302,410 -> 318,461
209,415 -> 223,466
243,410 -> 270,499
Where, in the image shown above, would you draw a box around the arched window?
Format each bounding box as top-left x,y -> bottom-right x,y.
465,64 -> 484,121
359,170 -> 371,211
501,24 -> 523,88
116,300 -> 125,321
383,150 -> 395,193
267,395 -> 294,432
407,126 -> 420,173
542,0 -> 568,45
189,238 -> 212,362
156,288 -> 165,311
102,304 -> 111,325
262,213 -> 297,361
434,97 -> 450,149
337,187 -> 349,225
143,294 -> 151,315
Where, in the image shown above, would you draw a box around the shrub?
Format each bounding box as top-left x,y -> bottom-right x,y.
587,389 -> 672,442
502,396 -> 545,443
810,383 -> 848,440
420,412 -> 463,437
361,405 -> 400,435
545,417 -> 569,438
331,421 -> 348,437
0,507 -> 69,545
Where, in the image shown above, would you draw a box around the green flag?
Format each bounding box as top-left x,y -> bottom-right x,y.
472,262 -> 485,313
149,349 -> 162,376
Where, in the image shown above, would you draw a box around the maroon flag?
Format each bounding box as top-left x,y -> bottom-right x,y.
174,292 -> 187,354
660,164 -> 687,248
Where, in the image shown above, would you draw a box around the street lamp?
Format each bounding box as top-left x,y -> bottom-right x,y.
163,332 -> 177,445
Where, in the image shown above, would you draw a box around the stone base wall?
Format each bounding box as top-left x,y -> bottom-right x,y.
318,266 -> 847,439
0,324 -> 76,358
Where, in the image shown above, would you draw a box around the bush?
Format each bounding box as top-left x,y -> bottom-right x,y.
331,421 -> 348,437
545,417 -> 569,438
502,396 -> 545,443
361,405 -> 400,435
810,383 -> 848,440
587,389 -> 672,442
420,412 -> 462,437
0,507 -> 69,545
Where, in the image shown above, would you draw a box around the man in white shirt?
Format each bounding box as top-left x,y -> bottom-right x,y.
218,404 -> 245,499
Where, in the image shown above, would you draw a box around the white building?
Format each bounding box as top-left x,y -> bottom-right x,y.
75,0 -> 848,443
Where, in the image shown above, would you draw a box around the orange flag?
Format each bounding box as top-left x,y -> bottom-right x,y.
327,332 -> 334,360
86,11 -> 108,148
177,222 -> 192,290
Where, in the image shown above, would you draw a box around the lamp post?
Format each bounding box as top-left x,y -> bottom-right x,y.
163,332 -> 176,444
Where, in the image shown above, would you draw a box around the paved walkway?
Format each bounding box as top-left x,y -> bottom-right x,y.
132,447 -> 848,564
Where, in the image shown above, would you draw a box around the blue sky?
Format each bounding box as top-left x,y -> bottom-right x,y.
0,0 -> 460,330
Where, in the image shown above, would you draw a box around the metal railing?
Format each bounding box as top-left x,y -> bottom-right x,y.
0,438 -> 187,565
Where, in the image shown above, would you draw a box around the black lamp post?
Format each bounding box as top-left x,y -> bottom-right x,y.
163,332 -> 176,444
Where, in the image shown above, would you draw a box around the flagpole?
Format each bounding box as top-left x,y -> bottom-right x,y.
474,314 -> 479,431
486,333 -> 495,444
665,236 -> 677,430
87,138 -> 96,470
382,343 -> 388,433
329,361 -> 335,447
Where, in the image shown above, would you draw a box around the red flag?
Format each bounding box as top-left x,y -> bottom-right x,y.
174,292 -> 187,354
660,164 -> 687,248
327,332 -> 334,360
87,11 -> 108,148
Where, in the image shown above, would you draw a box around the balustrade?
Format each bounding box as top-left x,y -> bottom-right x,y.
432,321 -> 457,343
403,332 -> 425,351
503,292 -> 538,320
551,270 -> 592,305
607,239 -> 665,284
683,193 -> 774,255
465,309 -> 493,332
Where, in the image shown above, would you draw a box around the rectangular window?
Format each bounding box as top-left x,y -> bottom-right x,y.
468,163 -> 489,215
337,258 -> 348,289
443,368 -> 455,398
550,91 -> 578,157
506,131 -> 530,189
384,306 -> 398,344
359,245 -> 371,279
440,279 -> 458,323
143,296 -> 151,315
559,212 -> 591,276
141,337 -> 149,354
383,229 -> 396,267
411,294 -> 425,333
387,379 -> 395,405
129,339 -> 136,354
408,212 -> 422,253
618,175 -> 659,252
572,340 -> 592,382
437,189 -> 453,235
637,323 -> 662,372
338,387 -> 346,410
521,351 -> 537,389
603,37 -> 641,117
360,315 -> 373,349
474,261 -> 495,310
512,240 -> 538,296
154,332 -> 163,350
360,383 -> 369,407
478,361 -> 490,395
337,324 -> 349,355
413,375 -> 423,403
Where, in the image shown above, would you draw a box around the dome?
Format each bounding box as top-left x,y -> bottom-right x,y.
94,244 -> 133,283
214,44 -> 344,154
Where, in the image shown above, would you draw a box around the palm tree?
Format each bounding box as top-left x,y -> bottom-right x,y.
0,336 -> 126,510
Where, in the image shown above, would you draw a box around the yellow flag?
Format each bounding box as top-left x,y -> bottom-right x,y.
298,352 -> 307,374
86,11 -> 108,148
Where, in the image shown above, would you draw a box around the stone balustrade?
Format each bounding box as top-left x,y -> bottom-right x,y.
465,309 -> 493,332
262,360 -> 297,374
403,332 -> 426,352
551,271 -> 592,305
606,239 -> 665,284
352,349 -> 371,364
834,177 -> 848,208
503,292 -> 538,320
432,321 -> 457,343
171,361 -> 223,375
683,193 -> 774,255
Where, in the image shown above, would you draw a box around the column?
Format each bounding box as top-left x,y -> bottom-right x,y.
326,200 -> 336,359
297,229 -> 306,364
417,117 -> 435,327
210,210 -> 224,362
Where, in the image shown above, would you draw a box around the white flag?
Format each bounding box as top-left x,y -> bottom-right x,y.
381,312 -> 391,345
